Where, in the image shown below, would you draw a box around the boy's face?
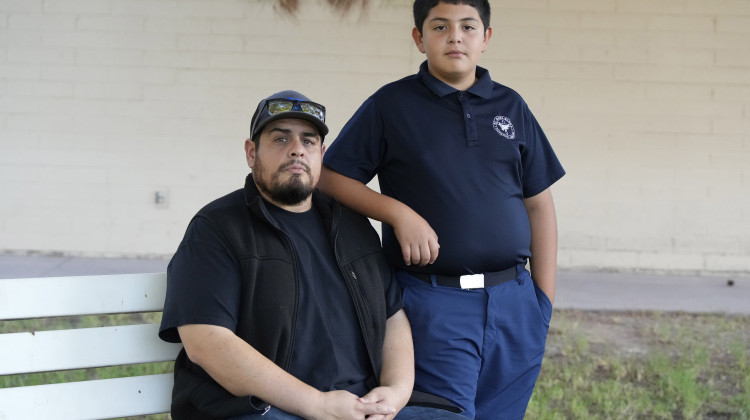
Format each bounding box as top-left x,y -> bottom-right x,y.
412,2 -> 492,90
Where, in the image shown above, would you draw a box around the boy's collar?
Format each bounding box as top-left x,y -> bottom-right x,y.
418,61 -> 493,99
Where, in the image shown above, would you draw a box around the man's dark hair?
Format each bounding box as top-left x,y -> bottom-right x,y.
413,0 -> 490,35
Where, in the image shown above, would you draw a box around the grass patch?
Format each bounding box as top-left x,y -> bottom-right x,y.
527,309 -> 750,420
0,312 -> 163,333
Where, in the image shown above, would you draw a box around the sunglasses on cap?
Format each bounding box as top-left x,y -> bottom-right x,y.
266,99 -> 326,123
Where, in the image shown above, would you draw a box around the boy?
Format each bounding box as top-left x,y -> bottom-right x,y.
318,1 -> 565,419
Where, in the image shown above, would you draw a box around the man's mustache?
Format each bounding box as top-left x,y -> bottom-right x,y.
278,159 -> 310,174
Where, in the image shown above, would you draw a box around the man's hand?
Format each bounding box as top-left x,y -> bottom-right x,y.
312,390 -> 396,420
357,386 -> 407,420
393,209 -> 439,267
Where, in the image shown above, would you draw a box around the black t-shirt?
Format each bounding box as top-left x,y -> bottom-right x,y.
267,204 -> 372,395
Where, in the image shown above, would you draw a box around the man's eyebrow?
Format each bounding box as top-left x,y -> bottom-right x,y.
267,126 -> 320,139
268,127 -> 292,135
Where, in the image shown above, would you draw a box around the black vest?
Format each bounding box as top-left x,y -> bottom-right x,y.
170,175 -> 393,419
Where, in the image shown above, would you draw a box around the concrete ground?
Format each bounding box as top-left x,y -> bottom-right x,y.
1,254 -> 748,315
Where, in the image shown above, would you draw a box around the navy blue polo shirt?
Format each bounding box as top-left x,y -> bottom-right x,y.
324,61 -> 565,275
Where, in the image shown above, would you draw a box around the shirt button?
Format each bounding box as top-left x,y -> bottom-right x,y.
466,114 -> 471,118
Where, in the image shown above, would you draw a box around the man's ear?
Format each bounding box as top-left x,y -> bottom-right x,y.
412,27 -> 425,54
244,139 -> 256,168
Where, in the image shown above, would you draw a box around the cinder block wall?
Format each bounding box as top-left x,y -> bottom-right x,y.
1,0 -> 748,275
497,0 -> 750,274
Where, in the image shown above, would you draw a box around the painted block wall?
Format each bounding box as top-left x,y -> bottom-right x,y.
0,0 -> 748,275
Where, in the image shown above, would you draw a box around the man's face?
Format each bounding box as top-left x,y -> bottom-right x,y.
412,2 -> 492,89
245,118 -> 324,209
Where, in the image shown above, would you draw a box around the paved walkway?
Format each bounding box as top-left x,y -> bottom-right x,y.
1,254 -> 748,315
556,270 -> 748,315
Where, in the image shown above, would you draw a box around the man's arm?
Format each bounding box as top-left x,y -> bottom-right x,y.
318,167 -> 439,266
178,324 -> 397,420
358,309 -> 414,419
523,188 -> 559,305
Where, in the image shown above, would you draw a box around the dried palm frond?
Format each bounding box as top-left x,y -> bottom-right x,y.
275,0 -> 370,15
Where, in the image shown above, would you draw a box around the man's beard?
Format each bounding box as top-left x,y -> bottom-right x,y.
254,159 -> 315,206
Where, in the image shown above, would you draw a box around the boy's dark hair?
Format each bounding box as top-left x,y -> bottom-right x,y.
413,0 -> 491,34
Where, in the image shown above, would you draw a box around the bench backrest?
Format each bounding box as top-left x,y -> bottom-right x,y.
0,273 -> 182,420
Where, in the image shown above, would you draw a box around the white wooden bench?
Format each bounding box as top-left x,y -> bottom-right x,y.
0,273 -> 182,419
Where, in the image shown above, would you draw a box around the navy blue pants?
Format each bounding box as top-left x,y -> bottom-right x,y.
396,266 -> 552,420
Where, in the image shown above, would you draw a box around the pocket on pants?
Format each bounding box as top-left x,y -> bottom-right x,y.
532,280 -> 553,327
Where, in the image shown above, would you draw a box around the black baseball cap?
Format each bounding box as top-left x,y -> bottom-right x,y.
249,90 -> 329,140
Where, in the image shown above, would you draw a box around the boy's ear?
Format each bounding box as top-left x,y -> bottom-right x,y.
412,27 -> 426,53
482,27 -> 493,53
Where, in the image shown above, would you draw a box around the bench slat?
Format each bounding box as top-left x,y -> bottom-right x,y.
0,273 -> 179,418
0,323 -> 182,375
0,273 -> 167,319
0,373 -> 174,419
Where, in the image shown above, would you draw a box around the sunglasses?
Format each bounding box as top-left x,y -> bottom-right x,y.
266,99 -> 326,123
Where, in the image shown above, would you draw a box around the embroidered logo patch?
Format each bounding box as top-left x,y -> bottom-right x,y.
492,116 -> 515,140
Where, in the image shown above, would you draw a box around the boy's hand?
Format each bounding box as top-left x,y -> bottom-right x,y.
394,210 -> 439,266
317,168 -> 439,266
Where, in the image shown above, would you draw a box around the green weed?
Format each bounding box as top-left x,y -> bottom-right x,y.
528,310 -> 750,420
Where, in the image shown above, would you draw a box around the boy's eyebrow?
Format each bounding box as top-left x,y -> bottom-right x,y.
428,16 -> 480,24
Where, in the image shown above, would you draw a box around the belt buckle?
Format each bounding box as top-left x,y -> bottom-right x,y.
459,273 -> 484,289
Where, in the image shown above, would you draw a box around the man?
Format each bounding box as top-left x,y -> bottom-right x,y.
159,91 -> 463,420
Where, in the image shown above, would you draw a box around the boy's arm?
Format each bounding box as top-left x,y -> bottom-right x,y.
359,309 -> 415,420
178,324 -> 397,420
319,167 -> 439,266
523,188 -> 559,305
